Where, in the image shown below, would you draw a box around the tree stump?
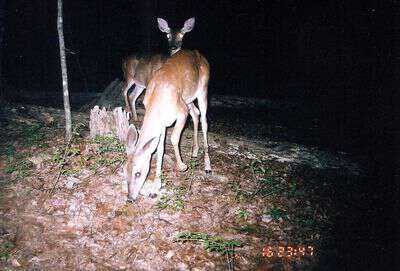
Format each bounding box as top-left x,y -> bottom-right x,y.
113,107 -> 131,144
89,106 -> 130,143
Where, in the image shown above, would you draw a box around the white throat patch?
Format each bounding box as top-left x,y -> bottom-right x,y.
171,48 -> 181,55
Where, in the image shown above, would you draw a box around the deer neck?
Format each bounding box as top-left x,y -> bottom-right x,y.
170,48 -> 180,56
136,112 -> 163,155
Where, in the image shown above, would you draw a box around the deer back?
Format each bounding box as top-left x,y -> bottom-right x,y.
142,50 -> 209,123
123,54 -> 168,87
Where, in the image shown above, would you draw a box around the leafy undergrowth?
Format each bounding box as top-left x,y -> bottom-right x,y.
0,106 -> 361,270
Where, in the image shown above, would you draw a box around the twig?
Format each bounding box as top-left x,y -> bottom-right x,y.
40,138 -> 73,207
187,176 -> 194,194
65,47 -> 77,55
111,159 -> 125,174
40,124 -> 83,206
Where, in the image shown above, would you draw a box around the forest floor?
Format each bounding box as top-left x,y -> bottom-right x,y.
0,98 -> 363,270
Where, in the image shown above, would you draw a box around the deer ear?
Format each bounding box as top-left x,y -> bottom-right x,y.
157,18 -> 170,33
126,124 -> 138,153
181,17 -> 195,33
141,136 -> 158,153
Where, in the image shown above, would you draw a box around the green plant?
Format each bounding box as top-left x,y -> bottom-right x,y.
92,154 -> 125,169
5,159 -> 33,178
67,146 -> 81,156
188,159 -> 198,174
227,180 -> 253,202
269,207 -> 288,223
254,177 -> 287,197
6,145 -> 15,158
174,232 -> 242,256
0,241 -> 15,261
156,187 -> 186,211
21,123 -> 47,148
50,143 -> 83,177
237,209 -> 250,221
249,160 -> 267,175
72,123 -> 86,138
52,146 -> 81,171
160,172 -> 167,186
93,135 -> 125,154
52,145 -> 80,162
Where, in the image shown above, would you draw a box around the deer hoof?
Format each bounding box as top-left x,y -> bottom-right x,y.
126,198 -> 135,204
191,149 -> 199,158
177,163 -> 188,172
205,170 -> 212,175
148,193 -> 158,199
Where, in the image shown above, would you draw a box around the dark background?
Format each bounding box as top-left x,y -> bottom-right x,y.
1,1 -> 397,150
2,0 -> 396,176
0,0 -> 398,269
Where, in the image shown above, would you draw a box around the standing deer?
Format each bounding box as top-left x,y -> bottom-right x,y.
122,17 -> 195,121
124,50 -> 211,201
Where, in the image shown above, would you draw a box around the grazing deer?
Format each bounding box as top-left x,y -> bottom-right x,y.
124,50 -> 211,201
122,17 -> 195,121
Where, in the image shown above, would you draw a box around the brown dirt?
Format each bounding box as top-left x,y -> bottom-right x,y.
0,104 -> 360,270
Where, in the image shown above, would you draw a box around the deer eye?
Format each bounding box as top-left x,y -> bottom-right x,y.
167,34 -> 171,39
135,172 -> 141,178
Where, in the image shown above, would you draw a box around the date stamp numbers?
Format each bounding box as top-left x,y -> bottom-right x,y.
262,246 -> 314,258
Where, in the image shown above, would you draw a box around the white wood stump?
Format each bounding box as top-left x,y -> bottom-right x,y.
89,106 -> 131,143
113,107 -> 131,144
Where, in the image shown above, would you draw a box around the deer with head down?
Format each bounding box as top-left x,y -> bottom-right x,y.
124,49 -> 211,202
122,18 -> 195,121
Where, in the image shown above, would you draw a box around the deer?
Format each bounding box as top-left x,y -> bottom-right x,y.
122,17 -> 195,121
124,49 -> 211,202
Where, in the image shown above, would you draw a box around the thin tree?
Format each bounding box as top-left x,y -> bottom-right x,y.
0,0 -> 5,101
57,0 -> 72,140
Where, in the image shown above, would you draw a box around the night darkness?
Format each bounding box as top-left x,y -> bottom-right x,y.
0,0 -> 399,270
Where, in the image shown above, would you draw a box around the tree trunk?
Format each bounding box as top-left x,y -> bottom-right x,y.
57,0 -> 72,140
0,0 -> 6,101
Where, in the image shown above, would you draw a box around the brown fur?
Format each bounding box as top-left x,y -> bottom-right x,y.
125,50 -> 211,200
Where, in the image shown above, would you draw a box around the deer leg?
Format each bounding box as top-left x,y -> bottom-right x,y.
155,127 -> 166,182
171,105 -> 188,172
123,79 -> 135,113
129,84 -> 146,121
141,128 -> 165,199
197,94 -> 212,173
188,103 -> 200,157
